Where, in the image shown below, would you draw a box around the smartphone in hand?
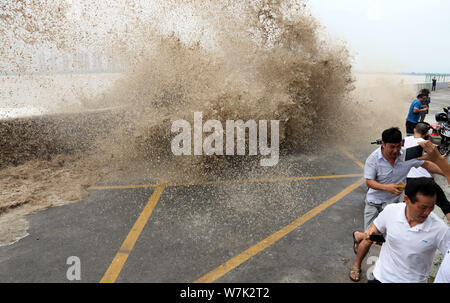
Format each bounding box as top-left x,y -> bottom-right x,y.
405,145 -> 423,161
369,234 -> 386,243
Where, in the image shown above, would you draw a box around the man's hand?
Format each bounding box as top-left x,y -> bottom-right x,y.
366,180 -> 404,195
383,183 -> 404,196
363,224 -> 384,246
364,232 -> 384,246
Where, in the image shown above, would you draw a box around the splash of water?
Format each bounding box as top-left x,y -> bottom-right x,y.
0,1 -> 359,242
88,0 -> 355,161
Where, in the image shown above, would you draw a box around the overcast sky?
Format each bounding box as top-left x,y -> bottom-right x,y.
308,0 -> 450,73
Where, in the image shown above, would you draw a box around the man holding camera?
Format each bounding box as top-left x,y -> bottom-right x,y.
349,127 -> 444,282
406,94 -> 429,136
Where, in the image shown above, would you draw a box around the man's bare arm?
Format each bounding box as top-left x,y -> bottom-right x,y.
364,223 -> 381,237
413,107 -> 428,114
366,224 -> 384,245
422,160 -> 445,176
353,223 -> 383,245
418,141 -> 450,184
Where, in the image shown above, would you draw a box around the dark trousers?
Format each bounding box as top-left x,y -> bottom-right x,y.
419,112 -> 427,122
406,121 -> 417,136
407,178 -> 450,215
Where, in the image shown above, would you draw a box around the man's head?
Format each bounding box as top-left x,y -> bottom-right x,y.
381,127 -> 403,160
420,89 -> 430,97
417,94 -> 427,103
404,178 -> 439,224
414,122 -> 431,139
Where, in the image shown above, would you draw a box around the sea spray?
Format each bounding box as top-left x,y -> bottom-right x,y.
0,0 -> 360,245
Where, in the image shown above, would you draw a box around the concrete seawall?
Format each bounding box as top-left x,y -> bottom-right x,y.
415,82 -> 449,92
0,110 -> 119,168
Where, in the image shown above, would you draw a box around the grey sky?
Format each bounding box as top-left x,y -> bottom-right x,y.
308,0 -> 450,73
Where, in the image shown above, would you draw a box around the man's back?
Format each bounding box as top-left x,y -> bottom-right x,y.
404,136 -> 432,178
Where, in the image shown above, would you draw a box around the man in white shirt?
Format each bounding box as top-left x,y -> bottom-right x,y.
415,134 -> 450,284
354,178 -> 450,283
435,243 -> 450,283
404,122 -> 450,221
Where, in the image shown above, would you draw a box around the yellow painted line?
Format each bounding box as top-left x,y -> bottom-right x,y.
89,184 -> 159,190
89,174 -> 363,190
100,185 -> 166,283
339,148 -> 365,170
194,178 -> 365,283
169,174 -> 363,187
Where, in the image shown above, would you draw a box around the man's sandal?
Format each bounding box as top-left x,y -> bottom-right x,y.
349,267 -> 362,282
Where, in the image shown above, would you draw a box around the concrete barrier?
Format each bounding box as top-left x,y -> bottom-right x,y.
0,110 -> 121,168
415,82 -> 449,92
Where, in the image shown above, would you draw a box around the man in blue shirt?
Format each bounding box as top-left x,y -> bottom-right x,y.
406,94 -> 428,136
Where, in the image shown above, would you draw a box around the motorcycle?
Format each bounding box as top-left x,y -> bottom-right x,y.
435,106 -> 450,157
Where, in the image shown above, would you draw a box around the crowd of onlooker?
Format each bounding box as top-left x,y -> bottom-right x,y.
348,89 -> 450,283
